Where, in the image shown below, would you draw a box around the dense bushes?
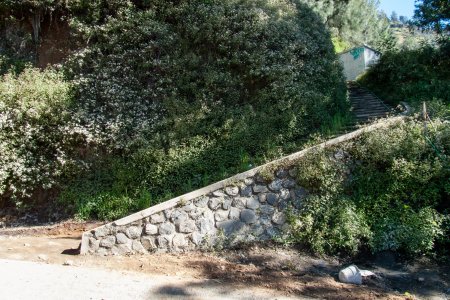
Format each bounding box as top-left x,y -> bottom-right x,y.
65,1 -> 345,149
289,119 -> 449,256
0,68 -> 77,207
359,40 -> 450,116
57,0 -> 346,219
0,1 -> 347,217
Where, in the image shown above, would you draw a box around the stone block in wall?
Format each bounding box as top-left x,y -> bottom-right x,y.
141,236 -> 157,251
150,213 -> 166,224
145,224 -> 158,235
112,244 -> 132,255
214,209 -> 229,222
208,197 -> 223,210
126,226 -> 142,239
253,184 -> 268,193
178,219 -> 196,233
89,237 -> 100,252
268,179 -> 283,192
197,217 -> 215,235
272,211 -> 286,225
132,240 -> 146,253
266,193 -> 278,205
170,210 -> 189,226
225,186 -> 239,196
157,235 -> 173,249
246,197 -> 260,210
173,234 -> 189,249
191,232 -> 204,246
231,197 -> 247,209
99,236 -> 115,249
116,233 -> 129,244
159,222 -> 175,235
240,209 -> 257,224
240,185 -> 253,197
216,220 -> 246,235
94,226 -> 109,239
222,198 -> 232,210
229,207 -> 240,220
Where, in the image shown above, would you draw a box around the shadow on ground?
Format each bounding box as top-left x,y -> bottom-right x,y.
163,245 -> 407,300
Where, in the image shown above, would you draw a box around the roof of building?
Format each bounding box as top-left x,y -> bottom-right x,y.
338,44 -> 381,55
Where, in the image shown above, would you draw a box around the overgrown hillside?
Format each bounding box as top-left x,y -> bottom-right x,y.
1,0 -> 449,261
0,0 -> 347,220
288,118 -> 449,257
359,39 -> 450,117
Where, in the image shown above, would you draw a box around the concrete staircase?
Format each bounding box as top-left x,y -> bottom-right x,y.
348,82 -> 392,123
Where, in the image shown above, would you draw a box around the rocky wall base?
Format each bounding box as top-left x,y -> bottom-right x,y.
82,169 -> 305,255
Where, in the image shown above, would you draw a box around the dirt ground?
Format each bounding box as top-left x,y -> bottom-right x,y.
0,220 -> 448,300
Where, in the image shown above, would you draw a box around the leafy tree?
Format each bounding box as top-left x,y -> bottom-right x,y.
414,0 -> 450,32
300,0 -> 396,52
399,15 -> 409,24
391,11 -> 399,23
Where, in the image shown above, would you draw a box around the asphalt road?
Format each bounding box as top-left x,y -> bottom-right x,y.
0,259 -> 305,300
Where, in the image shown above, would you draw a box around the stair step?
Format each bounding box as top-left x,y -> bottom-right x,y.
353,108 -> 389,113
346,82 -> 393,128
353,109 -> 389,114
355,113 -> 389,118
353,105 -> 389,111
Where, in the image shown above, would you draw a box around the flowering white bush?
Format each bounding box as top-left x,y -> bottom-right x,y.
0,68 -> 78,206
1,0 -> 347,215
65,1 -> 346,151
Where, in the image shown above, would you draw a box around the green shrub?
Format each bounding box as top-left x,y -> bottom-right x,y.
371,207 -> 443,254
289,194 -> 371,255
289,119 -> 449,256
58,0 -> 346,219
0,54 -> 31,76
65,1 -> 346,150
0,67 -> 76,208
359,40 -> 450,117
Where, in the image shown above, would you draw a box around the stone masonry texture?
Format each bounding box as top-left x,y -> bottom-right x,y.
82,168 -> 308,255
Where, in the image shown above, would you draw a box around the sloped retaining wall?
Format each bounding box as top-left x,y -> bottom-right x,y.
80,117 -> 404,255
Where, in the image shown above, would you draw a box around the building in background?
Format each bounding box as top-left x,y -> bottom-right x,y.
339,45 -> 381,81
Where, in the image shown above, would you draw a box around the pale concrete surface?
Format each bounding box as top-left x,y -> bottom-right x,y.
0,259 -> 307,300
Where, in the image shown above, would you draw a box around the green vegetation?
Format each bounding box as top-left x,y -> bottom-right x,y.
0,68 -> 75,207
301,0 -> 396,52
0,0 -> 448,259
414,0 -> 450,33
0,0 -> 347,219
289,119 -> 449,257
359,40 -> 450,116
60,0 -> 347,220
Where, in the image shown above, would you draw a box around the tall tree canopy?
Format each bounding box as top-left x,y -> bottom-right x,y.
300,0 -> 395,52
414,0 -> 450,32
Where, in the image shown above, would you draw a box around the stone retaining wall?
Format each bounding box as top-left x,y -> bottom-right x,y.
83,169 -> 304,255
80,117 -> 404,255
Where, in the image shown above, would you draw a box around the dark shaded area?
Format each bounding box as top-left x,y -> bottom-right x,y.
175,245 -> 450,299
154,285 -> 193,297
61,246 -> 80,256
353,250 -> 450,298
